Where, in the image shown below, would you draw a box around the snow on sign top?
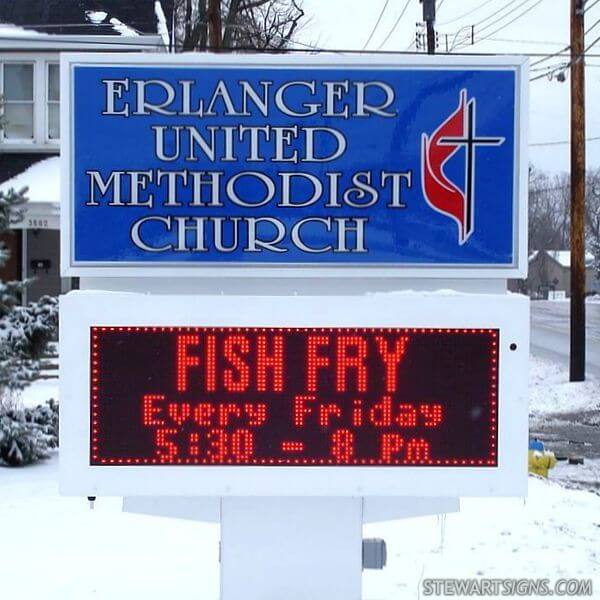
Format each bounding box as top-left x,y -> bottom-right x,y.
60,53 -> 528,278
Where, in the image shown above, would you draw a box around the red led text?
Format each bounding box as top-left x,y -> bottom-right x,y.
90,326 -> 498,467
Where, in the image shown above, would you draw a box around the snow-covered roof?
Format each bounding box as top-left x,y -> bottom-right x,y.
0,30 -> 163,50
0,23 -> 48,38
0,157 -> 59,205
1,14 -> 139,39
547,250 -> 595,268
530,250 -> 595,268
0,12 -> 163,50
0,1 -> 172,37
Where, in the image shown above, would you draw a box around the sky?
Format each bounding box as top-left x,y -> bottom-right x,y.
298,0 -> 600,175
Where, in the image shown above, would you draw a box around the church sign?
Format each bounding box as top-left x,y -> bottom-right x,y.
60,54 -> 527,277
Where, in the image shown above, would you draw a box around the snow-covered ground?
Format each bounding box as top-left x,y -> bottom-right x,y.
20,378 -> 59,409
2,356 -> 599,599
528,354 -> 600,495
529,354 -> 600,416
0,455 -> 220,599
1,454 -> 598,599
365,478 -> 600,599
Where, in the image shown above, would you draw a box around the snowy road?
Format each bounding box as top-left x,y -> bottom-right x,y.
530,300 -> 600,377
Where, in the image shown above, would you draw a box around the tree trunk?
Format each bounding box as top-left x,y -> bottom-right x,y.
207,0 -> 222,48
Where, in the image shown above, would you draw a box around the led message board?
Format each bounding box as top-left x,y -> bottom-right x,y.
91,326 -> 498,467
61,53 -> 528,278
60,292 -> 528,496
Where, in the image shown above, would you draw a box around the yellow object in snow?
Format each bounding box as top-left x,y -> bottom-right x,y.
528,450 -> 557,478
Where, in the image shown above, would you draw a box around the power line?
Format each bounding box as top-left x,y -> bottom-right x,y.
585,0 -> 600,12
437,0 -> 496,26
285,38 -> 334,52
529,64 -> 564,80
581,29 -> 600,56
530,60 -> 570,72
475,0 -> 547,43
376,0 -> 412,50
477,0 -> 536,33
524,53 -> 600,74
5,32 -> 600,58
529,61 -> 568,80
473,0 -> 523,28
531,1 -> 600,67
530,136 -> 600,146
483,37 -> 568,46
449,0 -> 546,51
362,0 -> 392,50
531,16 -> 600,81
531,46 -> 568,67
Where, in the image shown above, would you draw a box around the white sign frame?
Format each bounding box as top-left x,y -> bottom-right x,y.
60,52 -> 529,279
60,290 -> 528,497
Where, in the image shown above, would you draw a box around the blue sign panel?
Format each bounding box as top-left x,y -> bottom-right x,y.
65,56 -> 525,274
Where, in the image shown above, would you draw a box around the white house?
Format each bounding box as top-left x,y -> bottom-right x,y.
0,6 -> 168,302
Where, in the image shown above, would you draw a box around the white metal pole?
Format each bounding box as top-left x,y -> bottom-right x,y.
220,497 -> 363,600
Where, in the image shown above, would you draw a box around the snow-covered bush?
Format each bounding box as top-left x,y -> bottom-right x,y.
0,186 -> 59,395
0,187 -> 26,317
0,126 -> 60,466
0,400 -> 58,466
0,295 -> 59,391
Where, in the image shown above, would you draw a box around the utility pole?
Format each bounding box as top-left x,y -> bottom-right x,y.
207,0 -> 222,49
420,0 -> 436,54
570,0 -> 586,381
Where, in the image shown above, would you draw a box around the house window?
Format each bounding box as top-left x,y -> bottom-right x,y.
2,63 -> 34,139
47,63 -> 59,140
0,56 -> 60,149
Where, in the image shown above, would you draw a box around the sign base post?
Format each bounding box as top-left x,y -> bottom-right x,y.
220,497 -> 362,600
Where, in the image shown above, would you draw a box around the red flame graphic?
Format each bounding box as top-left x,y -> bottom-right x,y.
422,90 -> 469,244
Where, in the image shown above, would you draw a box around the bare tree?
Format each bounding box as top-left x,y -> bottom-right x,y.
586,169 -> 600,245
528,167 -> 570,252
175,0 -> 306,51
586,168 -> 600,279
528,165 -> 600,282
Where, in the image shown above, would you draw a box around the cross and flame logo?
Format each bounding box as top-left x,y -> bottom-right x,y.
421,89 -> 505,245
